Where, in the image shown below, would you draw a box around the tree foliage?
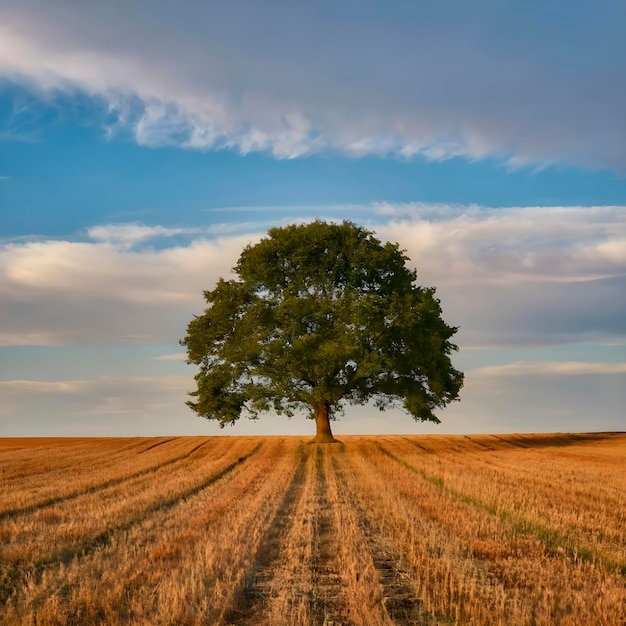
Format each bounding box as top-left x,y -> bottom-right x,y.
182,220 -> 463,441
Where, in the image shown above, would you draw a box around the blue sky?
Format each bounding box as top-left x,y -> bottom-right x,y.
1,1 -> 625,437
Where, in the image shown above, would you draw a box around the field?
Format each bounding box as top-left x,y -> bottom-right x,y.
0,433 -> 624,625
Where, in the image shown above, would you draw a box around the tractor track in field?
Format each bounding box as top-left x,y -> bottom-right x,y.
0,438 -> 214,522
309,447 -> 345,625
139,437 -> 178,452
334,453 -> 440,626
225,444 -> 309,624
0,443 -> 262,605
229,444 -> 347,625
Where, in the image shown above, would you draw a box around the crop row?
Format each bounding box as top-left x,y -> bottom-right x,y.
1,433 -> 624,625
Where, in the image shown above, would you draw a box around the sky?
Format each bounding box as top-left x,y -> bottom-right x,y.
1,1 -> 625,437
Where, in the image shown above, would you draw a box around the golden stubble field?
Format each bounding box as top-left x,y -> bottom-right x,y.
0,433 -> 624,625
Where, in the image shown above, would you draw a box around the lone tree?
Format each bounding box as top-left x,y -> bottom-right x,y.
182,220 -> 463,442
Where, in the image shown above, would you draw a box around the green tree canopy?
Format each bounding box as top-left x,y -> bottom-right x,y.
182,220 -> 463,442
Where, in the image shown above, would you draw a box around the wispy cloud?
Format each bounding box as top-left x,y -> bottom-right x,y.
86,220 -> 300,248
87,223 -> 202,247
154,353 -> 186,361
472,361 -> 626,377
0,379 -> 79,393
0,375 -> 196,435
0,2 -> 623,169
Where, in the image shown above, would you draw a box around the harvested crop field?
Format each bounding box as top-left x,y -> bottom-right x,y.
1,433 -> 624,625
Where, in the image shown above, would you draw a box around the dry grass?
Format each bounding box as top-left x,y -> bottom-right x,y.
0,433 -> 624,625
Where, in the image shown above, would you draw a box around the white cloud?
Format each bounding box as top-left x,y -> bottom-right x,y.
0,230 -> 259,345
0,235 -> 252,304
377,204 -> 626,285
376,205 -> 626,348
0,2 -> 623,169
1,206 -> 625,350
87,223 -> 200,247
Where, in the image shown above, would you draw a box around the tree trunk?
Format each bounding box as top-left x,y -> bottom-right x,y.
312,404 -> 339,443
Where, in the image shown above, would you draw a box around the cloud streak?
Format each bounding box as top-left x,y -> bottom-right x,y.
0,375 -> 197,435
472,361 -> 626,377
0,1 -> 624,169
87,224 -> 202,248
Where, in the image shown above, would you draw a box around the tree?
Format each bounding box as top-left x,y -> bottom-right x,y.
181,220 -> 463,442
